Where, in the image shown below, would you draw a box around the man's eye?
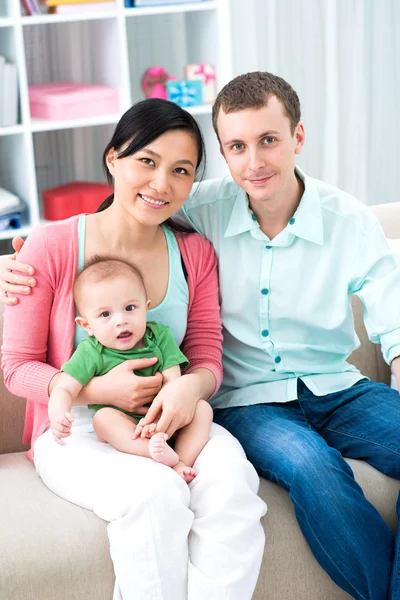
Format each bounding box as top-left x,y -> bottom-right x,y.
263,137 -> 276,145
126,305 -> 135,312
232,144 -> 244,151
100,311 -> 110,318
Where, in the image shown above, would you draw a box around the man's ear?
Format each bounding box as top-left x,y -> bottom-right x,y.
294,122 -> 305,155
75,316 -> 93,336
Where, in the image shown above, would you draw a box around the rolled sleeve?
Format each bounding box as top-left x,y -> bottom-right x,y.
350,223 -> 400,365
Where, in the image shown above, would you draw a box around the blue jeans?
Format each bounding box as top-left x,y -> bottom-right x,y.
214,379 -> 400,600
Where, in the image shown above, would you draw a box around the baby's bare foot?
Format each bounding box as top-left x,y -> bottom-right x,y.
173,461 -> 198,484
149,432 -> 179,467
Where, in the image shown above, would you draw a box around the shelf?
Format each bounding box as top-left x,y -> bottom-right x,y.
29,114 -> 120,133
0,17 -> 12,28
0,125 -> 24,137
124,1 -> 217,17
21,10 -> 118,26
0,225 -> 32,241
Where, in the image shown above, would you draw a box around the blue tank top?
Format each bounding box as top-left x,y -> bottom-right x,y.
74,214 -> 189,348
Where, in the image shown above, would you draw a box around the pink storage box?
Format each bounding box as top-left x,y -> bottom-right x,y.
29,81 -> 119,121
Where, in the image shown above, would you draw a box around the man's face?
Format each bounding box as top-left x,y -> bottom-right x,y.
217,96 -> 305,206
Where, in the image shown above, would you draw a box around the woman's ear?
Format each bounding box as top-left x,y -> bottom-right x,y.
75,316 -> 93,336
106,148 -> 117,176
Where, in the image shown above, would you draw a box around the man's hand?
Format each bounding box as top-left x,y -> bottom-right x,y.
0,237 -> 36,305
392,356 -> 400,392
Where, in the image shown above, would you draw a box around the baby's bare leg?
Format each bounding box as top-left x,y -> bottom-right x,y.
173,400 -> 213,481
92,407 -> 152,457
93,408 -> 180,469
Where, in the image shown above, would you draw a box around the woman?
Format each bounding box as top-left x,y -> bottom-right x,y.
1,99 -> 266,600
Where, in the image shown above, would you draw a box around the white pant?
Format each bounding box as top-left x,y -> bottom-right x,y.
34,422 -> 266,600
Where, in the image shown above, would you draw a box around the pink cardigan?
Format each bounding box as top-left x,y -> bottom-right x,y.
1,216 -> 223,461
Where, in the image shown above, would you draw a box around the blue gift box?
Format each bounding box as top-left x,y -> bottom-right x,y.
166,79 -> 203,108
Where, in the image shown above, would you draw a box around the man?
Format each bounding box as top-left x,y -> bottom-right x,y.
178,72 -> 400,600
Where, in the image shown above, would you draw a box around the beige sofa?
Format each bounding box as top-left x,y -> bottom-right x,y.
1,202 -> 400,600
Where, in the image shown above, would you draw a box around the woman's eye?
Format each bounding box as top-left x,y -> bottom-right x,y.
174,167 -> 189,175
140,157 -> 155,166
100,311 -> 110,318
126,305 -> 135,312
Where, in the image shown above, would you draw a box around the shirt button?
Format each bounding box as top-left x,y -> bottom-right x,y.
261,288 -> 269,295
289,217 -> 296,225
274,356 -> 281,364
261,329 -> 269,337
252,214 -> 257,221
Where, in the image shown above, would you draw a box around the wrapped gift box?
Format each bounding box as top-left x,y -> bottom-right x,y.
166,80 -> 203,108
29,82 -> 119,121
185,63 -> 216,104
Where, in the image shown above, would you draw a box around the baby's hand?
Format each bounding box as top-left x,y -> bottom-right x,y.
50,412 -> 74,446
132,421 -> 159,440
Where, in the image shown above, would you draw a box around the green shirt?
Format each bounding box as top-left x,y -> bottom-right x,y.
62,321 -> 188,418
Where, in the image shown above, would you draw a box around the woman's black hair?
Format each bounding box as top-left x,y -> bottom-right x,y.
97,98 -> 206,233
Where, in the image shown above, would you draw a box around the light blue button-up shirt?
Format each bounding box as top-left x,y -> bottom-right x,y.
177,167 -> 400,409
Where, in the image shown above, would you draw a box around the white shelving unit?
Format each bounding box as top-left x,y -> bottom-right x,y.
0,0 -> 232,246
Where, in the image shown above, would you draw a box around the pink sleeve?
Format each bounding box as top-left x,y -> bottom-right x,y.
180,235 -> 223,394
1,227 -> 59,404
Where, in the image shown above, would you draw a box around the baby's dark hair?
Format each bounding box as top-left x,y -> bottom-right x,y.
73,255 -> 146,314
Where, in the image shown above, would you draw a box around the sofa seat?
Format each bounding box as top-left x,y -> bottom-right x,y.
1,450 -> 399,600
0,452 -> 114,600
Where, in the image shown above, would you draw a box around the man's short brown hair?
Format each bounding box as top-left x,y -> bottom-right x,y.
212,71 -> 301,137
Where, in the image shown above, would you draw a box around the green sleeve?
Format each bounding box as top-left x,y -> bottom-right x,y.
61,339 -> 103,385
151,323 -> 189,372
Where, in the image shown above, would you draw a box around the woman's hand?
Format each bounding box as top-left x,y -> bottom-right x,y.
78,357 -> 163,414
135,374 -> 202,440
0,237 -> 36,305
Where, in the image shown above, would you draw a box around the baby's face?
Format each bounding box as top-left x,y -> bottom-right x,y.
79,274 -> 149,350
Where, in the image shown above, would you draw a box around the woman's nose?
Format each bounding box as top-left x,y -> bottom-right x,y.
149,171 -> 170,194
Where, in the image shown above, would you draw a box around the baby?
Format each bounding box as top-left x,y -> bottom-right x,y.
48,256 -> 213,483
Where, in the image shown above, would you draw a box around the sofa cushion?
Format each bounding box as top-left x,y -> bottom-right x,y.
0,452 -> 114,600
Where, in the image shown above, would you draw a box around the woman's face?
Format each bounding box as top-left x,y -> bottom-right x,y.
106,129 -> 199,226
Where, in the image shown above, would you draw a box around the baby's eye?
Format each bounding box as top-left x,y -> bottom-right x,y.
100,311 -> 110,318
126,305 -> 135,312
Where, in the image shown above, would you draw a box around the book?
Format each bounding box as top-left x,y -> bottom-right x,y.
133,0 -> 204,5
46,0 -> 112,6
0,56 -> 5,126
55,1 -> 116,11
1,62 -> 18,127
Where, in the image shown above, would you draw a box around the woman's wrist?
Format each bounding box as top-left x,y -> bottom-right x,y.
182,368 -> 216,401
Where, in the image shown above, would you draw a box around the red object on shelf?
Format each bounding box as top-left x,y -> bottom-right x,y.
43,181 -> 114,221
